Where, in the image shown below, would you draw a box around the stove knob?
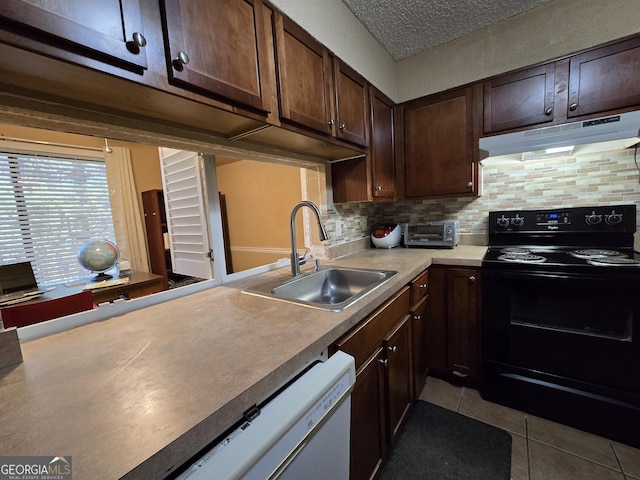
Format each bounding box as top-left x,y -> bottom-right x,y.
511,216 -> 525,227
605,213 -> 623,225
585,212 -> 603,225
497,216 -> 510,228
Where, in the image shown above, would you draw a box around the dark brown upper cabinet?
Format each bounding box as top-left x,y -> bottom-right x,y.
161,0 -> 271,113
273,13 -> 369,148
402,85 -> 481,199
273,12 -> 333,135
331,86 -> 394,203
484,64 -> 556,133
484,35 -> 640,134
369,87 -> 396,199
333,58 -> 369,147
568,36 -> 640,119
0,0 -> 148,71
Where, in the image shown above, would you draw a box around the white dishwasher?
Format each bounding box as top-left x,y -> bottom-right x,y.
177,350 -> 356,480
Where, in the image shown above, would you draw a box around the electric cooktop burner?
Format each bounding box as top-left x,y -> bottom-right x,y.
500,247 -> 532,255
570,249 -> 625,259
587,256 -> 640,266
497,253 -> 546,263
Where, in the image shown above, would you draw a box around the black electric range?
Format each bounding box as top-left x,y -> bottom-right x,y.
481,204 -> 640,448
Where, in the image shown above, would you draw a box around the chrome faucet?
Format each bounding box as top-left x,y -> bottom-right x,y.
290,201 -> 329,276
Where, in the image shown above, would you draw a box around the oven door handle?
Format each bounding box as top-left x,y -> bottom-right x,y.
484,270 -> 579,281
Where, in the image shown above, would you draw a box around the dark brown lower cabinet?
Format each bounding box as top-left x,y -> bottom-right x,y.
334,286 -> 411,479
410,269 -> 430,396
384,315 -> 413,444
349,348 -> 386,480
427,265 -> 481,386
411,294 -> 429,395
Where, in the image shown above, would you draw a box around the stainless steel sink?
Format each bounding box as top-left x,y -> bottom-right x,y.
243,267 -> 397,311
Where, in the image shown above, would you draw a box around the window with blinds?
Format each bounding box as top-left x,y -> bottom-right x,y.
0,148 -> 116,285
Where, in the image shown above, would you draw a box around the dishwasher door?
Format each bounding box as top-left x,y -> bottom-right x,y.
177,350 -> 356,480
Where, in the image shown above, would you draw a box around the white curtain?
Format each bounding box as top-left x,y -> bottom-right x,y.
104,146 -> 150,272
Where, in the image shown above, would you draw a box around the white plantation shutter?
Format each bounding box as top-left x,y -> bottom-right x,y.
159,148 -> 214,280
0,147 -> 116,285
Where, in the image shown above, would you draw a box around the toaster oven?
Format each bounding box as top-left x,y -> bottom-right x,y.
403,221 -> 460,248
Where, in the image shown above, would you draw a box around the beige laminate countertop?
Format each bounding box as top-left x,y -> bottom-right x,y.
0,245 -> 486,479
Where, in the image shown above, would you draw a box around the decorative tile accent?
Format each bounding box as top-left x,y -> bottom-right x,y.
328,149 -> 640,246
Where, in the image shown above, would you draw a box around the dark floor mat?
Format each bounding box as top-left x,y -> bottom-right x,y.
379,400 -> 512,480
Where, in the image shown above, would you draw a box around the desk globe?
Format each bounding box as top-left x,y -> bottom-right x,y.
77,240 -> 120,280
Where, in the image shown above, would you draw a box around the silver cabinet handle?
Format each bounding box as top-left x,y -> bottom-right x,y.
466,181 -> 473,188
569,102 -> 578,111
545,106 -> 553,116
419,283 -> 427,289
339,123 -> 346,130
132,32 -> 147,48
328,119 -> 335,126
375,185 -> 382,191
126,32 -> 147,54
452,370 -> 468,378
414,314 -> 422,321
469,276 -> 476,282
379,358 -> 388,367
388,345 -> 397,353
172,51 -> 190,71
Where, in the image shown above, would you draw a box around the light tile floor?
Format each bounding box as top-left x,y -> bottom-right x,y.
418,376 -> 640,480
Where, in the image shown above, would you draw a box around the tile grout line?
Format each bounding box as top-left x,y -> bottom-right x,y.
457,386 -> 464,413
610,441 -> 628,479
525,414 -> 532,480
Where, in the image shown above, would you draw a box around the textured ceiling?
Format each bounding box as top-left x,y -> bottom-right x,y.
341,0 -> 555,60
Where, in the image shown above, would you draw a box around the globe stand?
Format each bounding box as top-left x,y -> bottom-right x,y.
92,272 -> 114,281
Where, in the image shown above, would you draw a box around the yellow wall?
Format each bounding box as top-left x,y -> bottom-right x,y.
216,159 -> 303,272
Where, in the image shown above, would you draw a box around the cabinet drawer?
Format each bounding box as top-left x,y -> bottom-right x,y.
337,286 -> 410,372
410,270 -> 429,306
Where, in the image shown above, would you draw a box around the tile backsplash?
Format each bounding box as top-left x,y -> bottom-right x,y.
328,147 -> 640,247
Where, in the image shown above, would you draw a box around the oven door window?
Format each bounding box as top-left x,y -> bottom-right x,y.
511,294 -> 632,341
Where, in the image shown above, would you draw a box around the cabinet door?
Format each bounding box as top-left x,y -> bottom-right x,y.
350,348 -> 387,480
484,64 -> 555,133
568,36 -> 640,119
162,0 -> 271,113
384,314 -> 413,445
334,58 -> 369,147
403,86 -> 479,198
370,87 -> 396,198
274,13 -> 333,135
446,268 -> 480,381
0,0 -> 147,70
426,266 -> 447,371
411,294 -> 429,396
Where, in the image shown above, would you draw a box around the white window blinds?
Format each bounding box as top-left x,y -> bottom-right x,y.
0,148 -> 116,285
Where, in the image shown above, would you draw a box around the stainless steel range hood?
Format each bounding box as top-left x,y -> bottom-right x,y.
479,110 -> 640,163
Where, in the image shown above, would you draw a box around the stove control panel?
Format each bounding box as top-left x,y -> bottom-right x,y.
489,204 -> 636,236
536,212 -> 571,226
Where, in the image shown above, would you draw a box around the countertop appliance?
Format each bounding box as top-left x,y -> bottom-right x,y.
371,224 -> 402,248
174,350 -> 356,479
481,204 -> 640,448
403,221 -> 460,248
